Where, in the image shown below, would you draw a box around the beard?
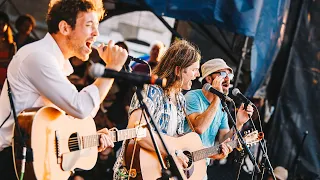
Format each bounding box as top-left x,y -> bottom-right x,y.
66,35 -> 89,61
223,88 -> 229,95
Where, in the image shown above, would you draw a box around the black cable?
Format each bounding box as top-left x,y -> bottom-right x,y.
0,112 -> 11,129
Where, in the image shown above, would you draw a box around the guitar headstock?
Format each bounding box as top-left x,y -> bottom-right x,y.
235,130 -> 264,151
135,124 -> 147,139
243,130 -> 264,147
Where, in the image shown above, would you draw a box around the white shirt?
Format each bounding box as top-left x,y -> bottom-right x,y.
0,33 -> 100,151
167,101 -> 178,136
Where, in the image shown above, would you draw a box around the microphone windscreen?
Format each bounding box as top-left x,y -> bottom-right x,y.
232,88 -> 241,96
89,63 -> 105,78
203,83 -> 212,92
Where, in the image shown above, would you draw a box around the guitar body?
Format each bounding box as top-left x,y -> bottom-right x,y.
124,139 -> 143,180
139,132 -> 206,180
12,106 -> 98,180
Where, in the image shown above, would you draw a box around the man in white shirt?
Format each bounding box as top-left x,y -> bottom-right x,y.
0,0 -> 128,179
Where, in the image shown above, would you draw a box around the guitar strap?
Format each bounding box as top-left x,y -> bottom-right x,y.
182,108 -> 195,133
4,79 -> 32,163
5,79 -> 26,145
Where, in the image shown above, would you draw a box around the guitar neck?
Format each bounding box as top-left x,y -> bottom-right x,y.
82,128 -> 138,149
192,140 -> 238,162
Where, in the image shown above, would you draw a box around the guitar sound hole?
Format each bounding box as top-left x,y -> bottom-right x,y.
68,133 -> 80,152
183,151 -> 193,168
182,151 -> 194,178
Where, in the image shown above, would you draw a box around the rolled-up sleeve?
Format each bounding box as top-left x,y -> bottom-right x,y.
23,52 -> 100,119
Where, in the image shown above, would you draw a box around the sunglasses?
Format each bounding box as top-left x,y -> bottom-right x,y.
213,71 -> 234,80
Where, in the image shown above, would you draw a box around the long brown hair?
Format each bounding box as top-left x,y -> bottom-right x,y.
153,39 -> 201,91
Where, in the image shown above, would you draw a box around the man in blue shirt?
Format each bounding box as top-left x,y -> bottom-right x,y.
185,58 -> 254,163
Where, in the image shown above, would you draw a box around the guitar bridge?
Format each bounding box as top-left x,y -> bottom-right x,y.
55,131 -> 62,164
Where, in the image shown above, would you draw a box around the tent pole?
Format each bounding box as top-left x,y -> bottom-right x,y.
233,36 -> 250,88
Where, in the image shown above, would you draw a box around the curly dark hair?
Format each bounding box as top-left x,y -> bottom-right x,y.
15,14 -> 36,30
46,0 -> 105,34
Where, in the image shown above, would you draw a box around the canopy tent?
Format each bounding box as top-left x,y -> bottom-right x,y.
108,0 -> 289,98
1,0 -> 288,96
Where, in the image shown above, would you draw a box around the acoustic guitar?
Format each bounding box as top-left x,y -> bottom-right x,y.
12,106 -> 147,180
126,130 -> 263,180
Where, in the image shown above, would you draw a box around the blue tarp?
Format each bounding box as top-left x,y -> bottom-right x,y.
121,0 -> 263,37
246,0 -> 290,97
120,0 -> 289,97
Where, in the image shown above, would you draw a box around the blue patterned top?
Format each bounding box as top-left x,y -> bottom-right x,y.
113,85 -> 187,179
129,85 -> 186,136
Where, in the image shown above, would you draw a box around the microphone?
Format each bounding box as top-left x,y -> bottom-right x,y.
89,63 -> 166,87
92,42 -> 148,64
203,83 -> 233,102
231,88 -> 253,108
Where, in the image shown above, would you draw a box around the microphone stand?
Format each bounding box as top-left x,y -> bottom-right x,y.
220,99 -> 261,175
290,131 -> 308,179
235,150 -> 245,180
135,85 -> 185,180
248,117 -> 276,180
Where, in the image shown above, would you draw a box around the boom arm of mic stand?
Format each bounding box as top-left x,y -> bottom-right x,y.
135,87 -> 185,180
220,100 -> 261,173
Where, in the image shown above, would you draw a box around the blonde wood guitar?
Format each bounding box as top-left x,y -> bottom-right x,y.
139,131 -> 263,180
12,106 -> 146,180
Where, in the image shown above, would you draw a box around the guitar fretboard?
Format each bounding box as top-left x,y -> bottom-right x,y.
82,128 -> 138,149
192,140 -> 238,162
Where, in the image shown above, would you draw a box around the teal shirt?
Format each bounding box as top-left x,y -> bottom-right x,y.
184,89 -> 229,165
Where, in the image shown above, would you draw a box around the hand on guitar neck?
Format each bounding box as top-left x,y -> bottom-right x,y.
208,138 -> 233,160
97,128 -> 115,152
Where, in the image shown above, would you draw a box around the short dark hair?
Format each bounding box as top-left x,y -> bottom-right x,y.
0,11 -> 14,44
0,11 -> 9,24
201,72 -> 214,86
46,0 -> 105,34
15,14 -> 36,30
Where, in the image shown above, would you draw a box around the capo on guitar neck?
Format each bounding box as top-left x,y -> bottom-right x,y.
109,127 -> 119,142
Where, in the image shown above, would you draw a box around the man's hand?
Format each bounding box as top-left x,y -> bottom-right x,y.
236,103 -> 254,129
97,128 -> 114,152
96,40 -> 128,71
209,138 -> 232,160
175,150 -> 189,168
211,75 -> 224,92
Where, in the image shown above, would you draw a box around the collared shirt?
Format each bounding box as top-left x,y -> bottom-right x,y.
0,33 -> 100,151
